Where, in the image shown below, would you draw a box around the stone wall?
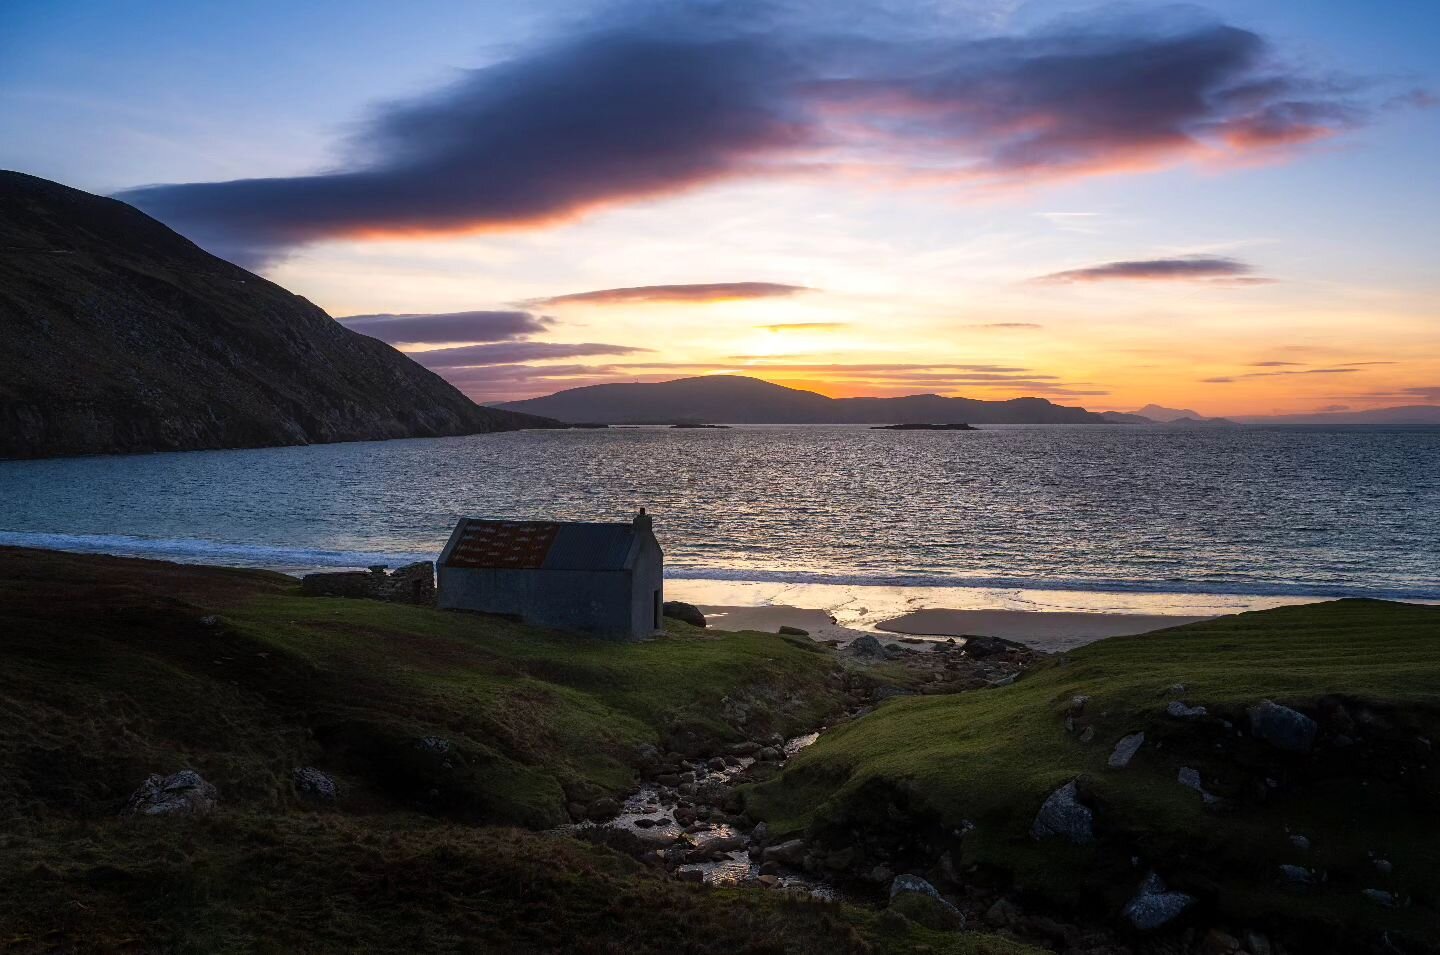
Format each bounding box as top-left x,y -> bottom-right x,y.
300,561 -> 436,605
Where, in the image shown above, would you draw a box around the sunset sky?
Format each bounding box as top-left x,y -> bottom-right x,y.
3,0 -> 1437,414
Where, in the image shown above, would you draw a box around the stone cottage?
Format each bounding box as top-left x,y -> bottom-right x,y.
436,509 -> 664,639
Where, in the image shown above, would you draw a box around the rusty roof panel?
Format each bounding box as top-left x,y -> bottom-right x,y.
446,520 -> 561,569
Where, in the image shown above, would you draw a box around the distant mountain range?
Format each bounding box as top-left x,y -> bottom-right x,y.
495,375 -> 1113,424
0,172 -> 551,459
497,374 -> 1440,427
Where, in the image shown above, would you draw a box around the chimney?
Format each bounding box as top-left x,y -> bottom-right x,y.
633,506 -> 653,532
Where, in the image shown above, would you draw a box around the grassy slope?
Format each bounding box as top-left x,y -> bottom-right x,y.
0,547 -> 1037,954
747,599 -> 1440,944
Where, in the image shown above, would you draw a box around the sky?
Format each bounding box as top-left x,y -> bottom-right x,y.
3,0 -> 1438,414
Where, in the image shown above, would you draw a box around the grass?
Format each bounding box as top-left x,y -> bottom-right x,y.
746,599 -> 1440,946
0,546 -> 844,829
0,547 -> 1042,953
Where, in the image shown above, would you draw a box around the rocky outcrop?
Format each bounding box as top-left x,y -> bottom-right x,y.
123,770 -> 218,817
0,172 -> 554,460
1122,872 -> 1195,930
1247,700 -> 1318,753
1030,780 -> 1094,844
301,562 -> 435,604
293,767 -> 338,802
662,601 -> 707,628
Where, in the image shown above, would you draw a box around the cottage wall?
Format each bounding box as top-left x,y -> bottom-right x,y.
628,534 -> 664,636
436,566 -> 637,638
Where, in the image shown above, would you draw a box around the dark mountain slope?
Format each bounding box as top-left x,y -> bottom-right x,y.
495,374 -> 1110,424
0,171 -> 552,459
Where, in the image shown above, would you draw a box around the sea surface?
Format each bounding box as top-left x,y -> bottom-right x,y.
1,424 -> 1437,615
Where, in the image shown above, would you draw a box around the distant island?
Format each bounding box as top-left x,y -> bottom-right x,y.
872,422 -> 977,431
0,172 -> 553,460
671,422 -> 731,429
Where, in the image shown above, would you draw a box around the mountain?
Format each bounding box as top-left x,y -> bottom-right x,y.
0,172 -> 552,459
1233,405 -> 1440,425
494,375 -> 1111,424
1132,403 -> 1206,422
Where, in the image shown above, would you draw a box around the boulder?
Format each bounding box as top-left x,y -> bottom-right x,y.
586,797 -> 622,820
1030,780 -> 1094,844
964,635 -> 1018,659
1362,888 -> 1397,907
755,746 -> 783,762
1278,864 -> 1315,885
123,770 -> 218,817
292,766 -> 338,802
778,625 -> 810,636
762,839 -> 808,866
848,635 -> 884,657
1247,700 -> 1318,754
1108,732 -> 1145,769
889,874 -> 965,930
1121,872 -> 1195,931
662,601 -> 707,628
1177,766 -> 1204,792
1166,701 -> 1207,719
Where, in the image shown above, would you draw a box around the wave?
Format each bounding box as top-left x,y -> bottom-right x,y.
2,530 -> 1434,603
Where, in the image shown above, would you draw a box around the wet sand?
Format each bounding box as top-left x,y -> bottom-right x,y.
696,601 -> 1213,653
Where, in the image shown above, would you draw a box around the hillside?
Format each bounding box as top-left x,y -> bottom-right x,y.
0,546 -> 1036,955
495,375 -> 1109,424
747,600 -> 1440,953
0,172 -> 552,459
1235,406 -> 1440,425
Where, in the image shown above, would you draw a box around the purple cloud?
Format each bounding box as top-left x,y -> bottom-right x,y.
114,8 -> 1403,267
412,341 -> 650,369
1037,255 -> 1265,283
338,310 -> 550,345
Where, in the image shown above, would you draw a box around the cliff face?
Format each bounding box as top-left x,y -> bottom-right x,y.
0,172 -> 552,459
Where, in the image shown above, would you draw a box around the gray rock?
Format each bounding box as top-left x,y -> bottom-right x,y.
1070,695 -> 1090,714
293,766 -> 338,802
1078,726 -> 1095,743
1030,780 -> 1094,844
848,635 -> 884,657
662,601 -> 707,628
778,625 -> 809,636
755,746 -> 783,762
1121,872 -> 1195,931
1374,858 -> 1393,875
763,838 -> 807,866
123,770 -> 218,817
1361,888 -> 1396,907
1289,833 -> 1311,851
587,797 -> 621,820
1166,700 -> 1207,719
1177,766 -> 1204,792
1278,864 -> 1315,885
415,736 -> 452,754
1247,700 -> 1318,754
889,874 -> 964,925
1108,732 -> 1145,769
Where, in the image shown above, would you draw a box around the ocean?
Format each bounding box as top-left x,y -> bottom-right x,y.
2,424 -> 1436,616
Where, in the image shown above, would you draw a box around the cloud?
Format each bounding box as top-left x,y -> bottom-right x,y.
1203,368 -> 1361,383
411,341 -> 650,368
1249,360 -> 1305,367
756,322 -> 850,331
114,6 -> 1403,266
338,310 -> 550,345
536,282 -> 811,307
1036,255 -> 1264,284
965,322 -> 1043,329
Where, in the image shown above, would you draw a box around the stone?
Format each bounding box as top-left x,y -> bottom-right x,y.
676,867 -> 705,883
1361,888 -> 1396,907
778,625 -> 809,636
763,839 -> 807,866
848,635 -> 884,657
199,615 -> 219,627
1167,700 -> 1208,719
1289,833 -> 1311,851
889,875 -> 965,930
1245,930 -> 1273,955
755,746 -> 782,762
1108,732 -> 1145,769
748,821 -> 768,846
300,561 -> 435,604
415,736 -> 452,755
292,766 -> 337,802
727,741 -> 761,756
984,898 -> 1021,927
1030,780 -> 1094,844
758,874 -> 781,888
1278,864 -> 1314,885
634,817 -> 656,828
587,797 -> 621,820
1070,695 -> 1090,714
123,770 -> 218,817
1248,700 -> 1318,754
1178,766 -> 1204,792
1201,929 -> 1241,954
1374,858 -> 1393,875
759,860 -> 782,876
1078,726 -> 1095,743
1121,872 -> 1195,931
662,601 -> 707,628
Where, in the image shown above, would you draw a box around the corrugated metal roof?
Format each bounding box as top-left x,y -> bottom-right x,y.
442,519 -> 638,571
